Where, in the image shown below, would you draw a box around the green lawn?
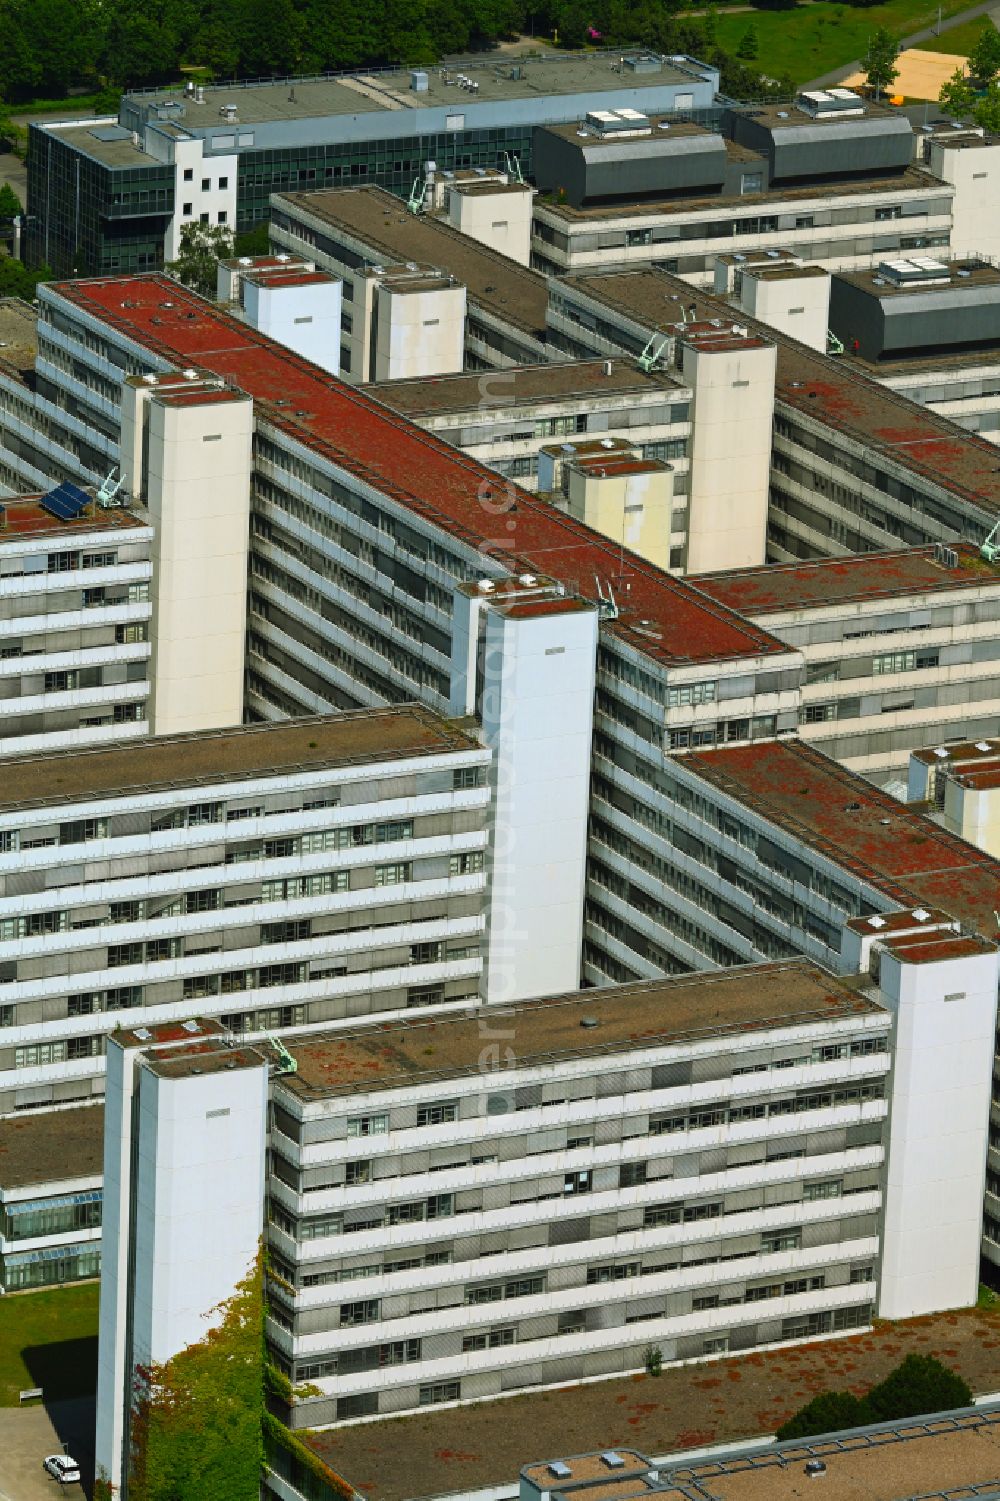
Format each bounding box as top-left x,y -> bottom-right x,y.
713,0 -> 972,85
0,1282 -> 99,1406
919,15 -> 995,56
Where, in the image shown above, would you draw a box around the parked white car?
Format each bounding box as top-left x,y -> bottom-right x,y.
42,1454 -> 80,1485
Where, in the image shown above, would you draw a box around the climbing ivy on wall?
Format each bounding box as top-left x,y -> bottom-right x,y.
126,1248 -> 265,1501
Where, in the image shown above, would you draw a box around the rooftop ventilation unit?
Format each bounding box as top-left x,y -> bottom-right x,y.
601,1453 -> 625,1470
877,256 -> 949,287
548,1463 -> 572,1480
796,88 -> 864,118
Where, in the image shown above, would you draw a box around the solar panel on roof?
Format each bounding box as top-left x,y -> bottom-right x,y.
40,482 -> 91,522
90,125 -> 131,142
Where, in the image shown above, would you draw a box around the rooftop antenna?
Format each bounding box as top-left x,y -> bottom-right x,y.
593,574 -> 620,619
503,151 -> 524,183
267,1035 -> 298,1074
982,521 -> 1000,565
96,467 -> 124,507
637,329 -> 670,372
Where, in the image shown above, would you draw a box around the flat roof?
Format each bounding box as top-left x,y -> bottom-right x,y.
667,1407 -> 1000,1501
542,116 -> 717,147
51,274 -> 789,670
0,707 -> 480,813
836,258 -> 1000,299
274,186 -> 548,337
126,52 -> 704,127
35,119 -> 162,169
683,739 -> 1000,940
0,1103 -> 104,1190
0,296 -> 39,375
304,1310 -> 1000,1501
279,960 -> 882,1101
912,736 -> 1000,769
367,358 -> 684,417
143,1039 -> 268,1081
523,1451 -> 651,1488
748,99 -> 901,130
690,543 -> 1000,615
568,268 -> 1000,521
0,493 -> 151,545
538,163 -> 937,221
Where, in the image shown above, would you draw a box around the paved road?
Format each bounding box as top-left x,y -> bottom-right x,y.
804,0 -> 1000,88
0,1398 -> 94,1501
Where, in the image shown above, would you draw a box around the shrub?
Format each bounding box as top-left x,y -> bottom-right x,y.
776,1389 -> 868,1440
864,1354 -> 972,1424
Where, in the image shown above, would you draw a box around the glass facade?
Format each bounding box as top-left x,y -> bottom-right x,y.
1,1190 -> 102,1242
1,1240 -> 101,1290
28,122 -> 534,276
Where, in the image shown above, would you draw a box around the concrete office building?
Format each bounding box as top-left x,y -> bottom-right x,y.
27,52 -> 718,277
547,267 -> 1000,561
531,94 -> 960,285
0,1101 -> 103,1291
909,735 -> 1000,857
95,1018 -> 269,1496
416,165 -> 535,267
367,359 -> 692,492
521,1414 -> 1000,1501
0,488 -> 153,758
0,710 -> 489,1118
269,186 -> 558,376
266,961 -> 895,1425
218,254 -> 344,378
690,543 -> 1000,779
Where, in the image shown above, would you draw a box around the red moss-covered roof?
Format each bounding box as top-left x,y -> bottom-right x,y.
684,739 -> 1000,939
691,543 -> 1000,615
49,274 -> 788,671
0,494 -> 150,543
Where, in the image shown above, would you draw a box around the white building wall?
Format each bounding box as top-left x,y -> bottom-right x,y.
373,283 -> 466,381
446,184 -> 534,267
142,389 -> 252,735
928,139 -> 1000,262
95,1038 -> 136,1495
737,270 -> 830,354
681,337 -> 775,574
461,585 -> 598,1004
242,277 -> 342,377
144,131 -> 238,262
131,1059 -> 268,1369
877,943 -> 999,1320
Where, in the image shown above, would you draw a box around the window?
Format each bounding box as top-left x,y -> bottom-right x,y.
875,205 -> 902,220
416,1101 -> 458,1127
44,671 -> 74,694
186,889 -> 221,914
217,210 -> 228,224
803,703 -> 835,724
15,1041 -> 67,1068
337,1393 -> 378,1419
462,1327 -> 515,1351
795,215 -> 814,229
453,767 -> 481,789
587,1262 -> 639,1285
564,1170 -> 592,1196
348,1113 -> 388,1138
182,202 -> 193,216
668,680 -> 715,708
200,212 -> 209,224
108,943 -> 142,968
449,851 -> 484,876
219,176 -> 229,188
420,1381 -> 460,1406
340,1299 -> 380,1327
183,168 -> 193,181
201,177 -> 210,190
374,862 -> 410,887
803,1179 -> 842,1201
873,650 -> 915,675
619,1161 -> 647,1188
83,551 -> 116,569
345,1160 -> 371,1185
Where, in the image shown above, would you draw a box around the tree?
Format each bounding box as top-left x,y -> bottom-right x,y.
863,28 -> 900,102
126,1251 -> 264,1501
737,24 -> 759,61
0,254 -> 52,299
777,1390 -> 869,1440
0,183 -> 23,219
974,80 -> 1000,134
864,1354 -> 972,1424
968,25 -> 1000,86
167,221 -> 234,297
939,66 -> 975,120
